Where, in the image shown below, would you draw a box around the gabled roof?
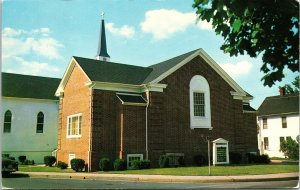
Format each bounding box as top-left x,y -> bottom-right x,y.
2,72 -> 60,100
143,49 -> 200,83
74,56 -> 153,85
57,48 -> 252,100
257,93 -> 299,117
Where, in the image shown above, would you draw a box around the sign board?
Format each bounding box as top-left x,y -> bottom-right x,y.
212,138 -> 229,165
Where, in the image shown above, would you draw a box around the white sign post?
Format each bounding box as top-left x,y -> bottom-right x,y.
212,138 -> 229,166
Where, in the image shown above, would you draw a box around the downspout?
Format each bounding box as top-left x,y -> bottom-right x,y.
145,88 -> 149,160
88,87 -> 94,172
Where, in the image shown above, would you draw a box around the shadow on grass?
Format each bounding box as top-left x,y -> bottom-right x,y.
2,173 -> 30,178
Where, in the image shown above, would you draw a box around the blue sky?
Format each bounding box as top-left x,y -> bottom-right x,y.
2,0 -> 298,109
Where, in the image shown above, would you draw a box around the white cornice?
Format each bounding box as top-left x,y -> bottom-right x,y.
86,81 -> 167,93
149,48 -> 252,101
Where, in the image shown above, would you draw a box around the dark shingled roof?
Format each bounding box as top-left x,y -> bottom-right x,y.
2,72 -> 60,100
74,56 -> 153,85
143,49 -> 200,83
257,93 -> 299,117
243,103 -> 256,112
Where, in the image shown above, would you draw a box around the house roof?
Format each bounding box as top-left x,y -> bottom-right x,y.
74,56 -> 153,85
2,72 -> 60,100
243,103 -> 256,112
257,93 -> 299,117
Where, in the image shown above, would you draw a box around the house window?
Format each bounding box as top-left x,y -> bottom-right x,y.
264,137 -> 269,150
286,136 -> 292,141
189,75 -> 211,129
127,154 -> 143,169
67,114 -> 82,138
280,137 -> 285,143
262,118 -> 267,129
36,112 -> 44,133
3,110 -> 12,133
193,92 -> 205,117
281,117 -> 287,128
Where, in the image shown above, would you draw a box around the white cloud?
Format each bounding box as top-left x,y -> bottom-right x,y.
219,60 -> 253,79
4,56 -> 61,76
140,9 -> 212,40
2,27 -> 63,59
106,23 -> 135,39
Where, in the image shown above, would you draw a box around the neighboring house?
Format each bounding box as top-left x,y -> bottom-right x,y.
55,18 -> 258,172
1,72 -> 60,163
257,90 -> 299,158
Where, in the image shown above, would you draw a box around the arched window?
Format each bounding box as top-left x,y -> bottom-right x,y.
189,75 -> 211,129
3,110 -> 12,133
36,112 -> 44,133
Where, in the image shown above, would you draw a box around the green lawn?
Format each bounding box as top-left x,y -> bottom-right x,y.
19,163 -> 298,176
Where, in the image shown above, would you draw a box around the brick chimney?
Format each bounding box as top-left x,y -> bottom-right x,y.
279,87 -> 286,96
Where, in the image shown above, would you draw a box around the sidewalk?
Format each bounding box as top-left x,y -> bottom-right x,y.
16,171 -> 299,183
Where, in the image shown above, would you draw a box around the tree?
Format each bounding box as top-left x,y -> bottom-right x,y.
193,0 -> 299,87
280,138 -> 299,160
283,76 -> 299,94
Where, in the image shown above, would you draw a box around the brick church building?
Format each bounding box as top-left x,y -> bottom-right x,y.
56,17 -> 258,172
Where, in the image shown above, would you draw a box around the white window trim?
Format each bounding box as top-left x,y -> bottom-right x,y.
68,154 -> 76,168
189,75 -> 212,129
127,154 -> 143,169
66,113 -> 82,138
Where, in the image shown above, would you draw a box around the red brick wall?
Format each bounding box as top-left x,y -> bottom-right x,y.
57,63 -> 91,169
147,55 -> 258,166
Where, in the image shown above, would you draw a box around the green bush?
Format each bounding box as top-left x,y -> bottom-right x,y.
57,161 -> 68,169
18,155 -> 26,164
229,152 -> 242,164
246,153 -> 270,164
9,157 -> 15,161
139,160 -> 151,169
71,158 -> 85,172
113,159 -> 126,171
280,138 -> 299,160
44,156 -> 57,167
130,160 -> 141,170
178,156 -> 185,166
159,155 -> 170,168
99,158 -> 111,171
193,154 -> 206,166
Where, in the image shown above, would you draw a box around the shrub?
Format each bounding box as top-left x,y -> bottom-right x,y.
99,158 -> 111,171
280,138 -> 299,160
44,156 -> 57,167
71,158 -> 85,172
18,155 -> 26,164
113,159 -> 126,171
178,156 -> 185,166
159,155 -> 170,168
9,157 -> 15,161
130,160 -> 141,170
57,161 -> 68,169
229,152 -> 242,164
23,159 -> 35,165
32,160 -> 35,165
245,153 -> 270,164
139,160 -> 151,169
193,154 -> 206,166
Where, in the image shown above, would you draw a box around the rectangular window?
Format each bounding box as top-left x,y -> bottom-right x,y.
127,154 -> 143,169
280,137 -> 285,143
264,137 -> 269,150
263,118 -> 268,129
286,136 -> 292,141
67,114 -> 82,138
281,116 -> 287,128
193,92 -> 205,117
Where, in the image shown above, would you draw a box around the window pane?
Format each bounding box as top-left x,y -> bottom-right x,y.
263,118 -> 267,129
193,92 -> 205,117
36,124 -> 43,133
3,110 -> 12,133
282,117 -> 287,128
78,116 -> 82,135
3,123 -> 11,133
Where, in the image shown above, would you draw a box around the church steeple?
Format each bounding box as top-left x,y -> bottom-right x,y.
96,12 -> 110,61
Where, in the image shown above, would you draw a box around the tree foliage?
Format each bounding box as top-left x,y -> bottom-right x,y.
283,76 -> 299,94
193,0 -> 299,87
280,138 -> 299,160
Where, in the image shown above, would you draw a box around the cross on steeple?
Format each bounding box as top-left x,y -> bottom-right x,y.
96,11 -> 110,61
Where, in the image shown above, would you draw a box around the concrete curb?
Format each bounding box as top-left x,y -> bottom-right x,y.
16,171 -> 299,183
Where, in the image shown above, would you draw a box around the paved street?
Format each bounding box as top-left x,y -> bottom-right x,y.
2,176 -> 299,189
